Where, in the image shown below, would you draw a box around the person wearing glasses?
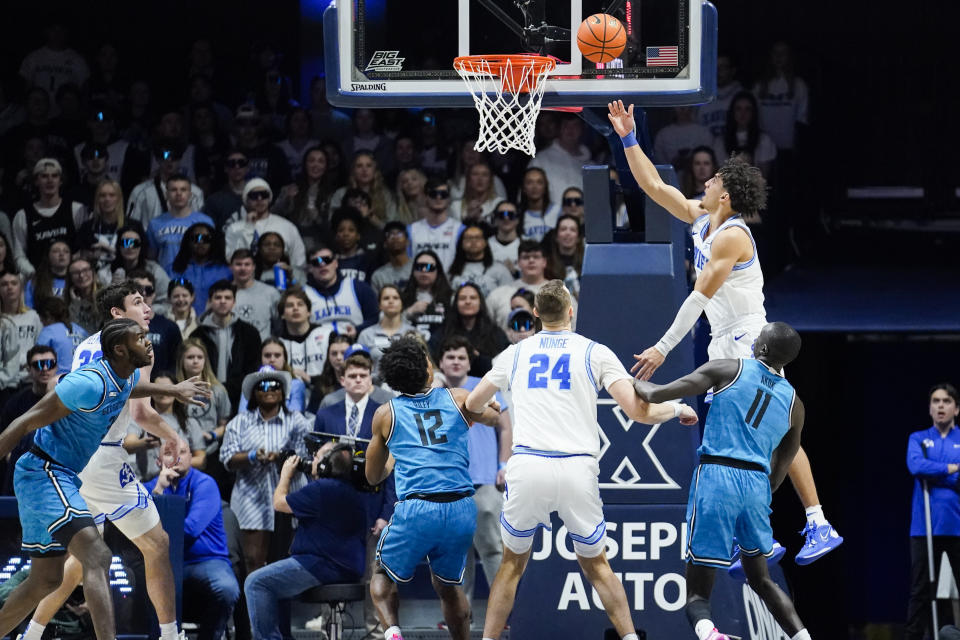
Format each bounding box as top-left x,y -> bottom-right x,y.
144,173 -> 215,274
221,366 -> 312,572
224,177 -> 307,273
371,221 -> 412,293
100,224 -> 169,309
0,345 -> 59,495
488,200 -> 522,276
407,176 -> 465,272
127,140 -> 205,231
65,257 -> 99,333
302,245 -> 378,336
171,223 -> 231,315
400,249 -> 453,344
203,149 -> 250,229
559,187 -> 585,222
526,113 -> 592,206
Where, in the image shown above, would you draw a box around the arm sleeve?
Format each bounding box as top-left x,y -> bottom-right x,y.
55,369 -> 107,412
654,290 -> 709,356
183,474 -> 221,539
592,343 -> 633,392
485,344 -> 516,390
907,434 -> 952,478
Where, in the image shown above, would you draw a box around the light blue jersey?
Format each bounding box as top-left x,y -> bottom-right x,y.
387,387 -> 472,499
34,358 -> 140,473
699,359 -> 795,473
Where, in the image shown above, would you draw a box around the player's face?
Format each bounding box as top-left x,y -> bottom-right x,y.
126,329 -> 153,369
283,296 -> 309,324
930,389 -> 959,426
182,346 -> 205,376
261,343 -> 286,369
701,174 -> 726,211
340,365 -> 372,397
440,348 -> 470,380
230,257 -> 255,285
118,291 -> 152,328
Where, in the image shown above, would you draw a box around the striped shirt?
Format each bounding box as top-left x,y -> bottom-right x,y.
219,408 -> 312,530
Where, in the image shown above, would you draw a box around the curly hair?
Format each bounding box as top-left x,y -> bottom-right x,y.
380,336 -> 429,395
717,155 -> 768,215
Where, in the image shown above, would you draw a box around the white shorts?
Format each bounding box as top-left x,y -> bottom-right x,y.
500,453 -> 607,558
706,324 -> 765,402
78,446 -> 159,540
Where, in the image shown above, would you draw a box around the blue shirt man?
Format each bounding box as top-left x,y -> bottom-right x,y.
145,175 -> 213,274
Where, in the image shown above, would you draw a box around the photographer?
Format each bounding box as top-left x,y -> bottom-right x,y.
244,442 -> 368,640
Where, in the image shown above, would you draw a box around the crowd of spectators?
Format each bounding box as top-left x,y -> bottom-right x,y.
0,22 -> 810,639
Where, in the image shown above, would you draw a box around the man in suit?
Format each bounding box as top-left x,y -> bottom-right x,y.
313,351 -> 396,640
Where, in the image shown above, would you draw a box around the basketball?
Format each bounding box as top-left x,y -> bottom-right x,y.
577,13 -> 627,64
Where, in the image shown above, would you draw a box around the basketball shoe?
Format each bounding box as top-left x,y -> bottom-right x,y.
727,540 -> 786,581
795,522 -> 843,565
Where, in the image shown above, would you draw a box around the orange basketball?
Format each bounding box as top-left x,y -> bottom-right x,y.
577,13 -> 626,64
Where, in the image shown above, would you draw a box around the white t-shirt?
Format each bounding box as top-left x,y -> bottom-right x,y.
19,46 -> 90,101
752,76 -> 809,150
486,330 -> 631,456
407,216 -> 464,272
224,214 -> 307,270
712,130 -> 778,166
489,236 -> 520,270
653,122 -> 714,167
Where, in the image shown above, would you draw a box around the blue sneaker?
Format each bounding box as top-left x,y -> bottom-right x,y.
727,541 -> 785,581
795,522 -> 843,565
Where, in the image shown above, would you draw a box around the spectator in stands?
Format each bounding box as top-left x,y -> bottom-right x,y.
447,140 -> 507,202
302,245 -> 378,336
488,200 -> 521,275
358,284 -> 417,375
145,173 -> 215,274
221,366 -> 312,571
329,150 -> 396,225
559,187 -> 585,223
371,222 -> 412,293
120,79 -> 155,151
129,269 -> 180,372
203,150 -> 249,230
384,134 -> 420,190
317,345 -> 393,410
75,178 -> 123,273
276,108 -> 319,180
517,167 -> 559,242
436,335 -> 511,612
224,178 -> 306,272
254,231 -> 302,289
187,102 -> 230,195
19,23 -> 89,106
401,249 -> 452,345
190,279 -> 262,412
698,53 -> 743,138
0,345 -> 58,494
652,106 -> 714,171
68,142 -> 110,209
428,282 -> 508,377
331,206 -> 376,282
152,111 -> 199,182
244,441 -> 367,640
408,177 -> 464,271
167,278 -> 199,339
34,294 -> 87,373
307,76 -> 352,150
340,188 -> 384,253
486,240 -> 570,327
2,88 -> 68,195
177,338 -> 232,467
320,139 -> 348,190
0,305 -> 19,406
233,104 -> 291,193
545,214 -> 585,300
276,287 -> 334,392
0,78 -> 25,140
229,249 -> 280,340
65,257 -> 99,333
273,146 -> 334,252
753,41 -> 809,153
127,141 -> 205,230
505,301 -> 537,345
680,146 -> 718,200
52,83 -> 85,148
171,222 -> 232,315
447,223 -> 513,297
713,91 -> 778,179
87,42 -> 125,111
527,114 -> 591,205
25,240 -> 70,307
343,109 -> 394,177
393,167 -> 428,225
147,439 -> 240,640
0,269 -> 42,384
101,224 -> 169,306
141,372 -> 202,473
313,334 -> 354,404
255,67 -> 296,141
11,158 -> 87,276
237,339 -> 307,414
450,160 -> 501,223
0,231 -> 15,276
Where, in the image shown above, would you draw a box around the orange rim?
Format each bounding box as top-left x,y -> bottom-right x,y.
454,54 -> 556,94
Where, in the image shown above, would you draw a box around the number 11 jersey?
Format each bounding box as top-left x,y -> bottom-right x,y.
487,330 -> 632,457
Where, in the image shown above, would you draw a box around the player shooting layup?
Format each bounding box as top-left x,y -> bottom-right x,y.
465,280 -> 698,640
607,100 -> 842,564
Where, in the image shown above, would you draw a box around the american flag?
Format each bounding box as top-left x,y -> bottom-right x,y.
646,46 -> 678,67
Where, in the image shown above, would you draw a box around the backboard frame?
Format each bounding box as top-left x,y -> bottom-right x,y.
323,0 -> 717,109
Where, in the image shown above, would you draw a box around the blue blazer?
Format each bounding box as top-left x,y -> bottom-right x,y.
314,399 -> 396,522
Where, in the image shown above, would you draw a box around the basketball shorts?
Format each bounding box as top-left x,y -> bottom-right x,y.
706,323 -> 783,402
14,452 -> 95,556
376,496 -> 477,584
79,454 -> 159,539
685,463 -> 775,567
500,453 -> 607,558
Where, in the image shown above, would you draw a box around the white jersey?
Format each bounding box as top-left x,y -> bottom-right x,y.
72,332 -> 132,465
487,330 -> 631,456
407,217 -> 464,271
691,214 -> 766,336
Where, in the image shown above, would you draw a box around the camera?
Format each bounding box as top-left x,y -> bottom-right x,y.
277,433 -> 380,493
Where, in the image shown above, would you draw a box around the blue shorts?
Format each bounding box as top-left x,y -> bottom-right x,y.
376,496 -> 477,584
685,463 -> 774,567
14,452 -> 95,556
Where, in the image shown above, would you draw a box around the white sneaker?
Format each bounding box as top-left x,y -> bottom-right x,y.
304,614 -> 325,631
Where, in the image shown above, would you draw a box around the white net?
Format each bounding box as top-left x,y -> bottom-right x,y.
454,55 -> 556,157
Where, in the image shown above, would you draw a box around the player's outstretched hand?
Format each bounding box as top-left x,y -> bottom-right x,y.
677,404 -> 698,426
630,346 -> 666,380
173,376 -> 212,407
607,100 -> 636,138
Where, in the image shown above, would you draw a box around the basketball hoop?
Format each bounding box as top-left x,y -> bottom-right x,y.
453,54 -> 556,157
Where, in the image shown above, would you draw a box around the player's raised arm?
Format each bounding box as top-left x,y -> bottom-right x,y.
633,359 -> 739,403
131,375 -> 212,407
770,395 -> 805,492
365,403 -> 396,485
0,390 -> 72,458
607,100 -> 702,224
455,385 -> 501,426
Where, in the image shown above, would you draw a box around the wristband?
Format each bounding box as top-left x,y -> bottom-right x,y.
621,131 -> 638,149
498,461 -> 508,471
248,450 -> 257,463
207,430 -> 217,441
668,401 -> 683,419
